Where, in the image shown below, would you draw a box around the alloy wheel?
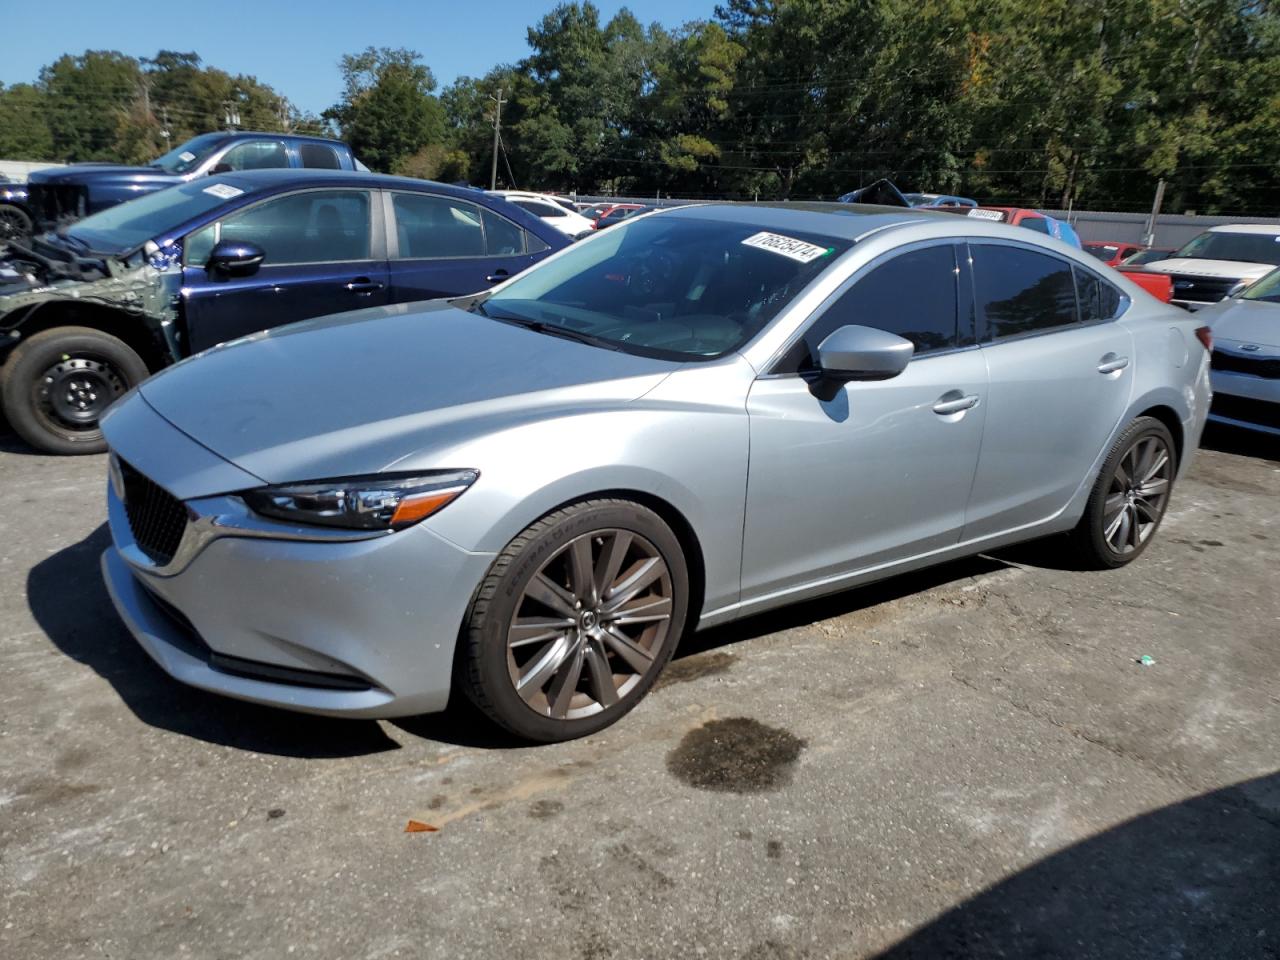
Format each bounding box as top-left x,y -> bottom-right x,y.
506,528 -> 673,720
0,206 -> 28,242
1103,434 -> 1172,555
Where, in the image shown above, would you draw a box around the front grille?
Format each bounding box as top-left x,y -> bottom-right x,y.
1210,394 -> 1280,430
1212,349 -> 1280,380
26,182 -> 88,228
119,460 -> 189,565
1168,274 -> 1238,304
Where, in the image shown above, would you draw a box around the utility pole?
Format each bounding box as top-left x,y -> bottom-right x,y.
1144,179 -> 1166,248
489,88 -> 506,191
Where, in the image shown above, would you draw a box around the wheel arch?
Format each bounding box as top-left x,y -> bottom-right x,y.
1,301 -> 173,373
1134,403 -> 1185,469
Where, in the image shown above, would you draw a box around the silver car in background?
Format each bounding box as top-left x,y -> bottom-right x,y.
100,203 -> 1212,742
1199,267 -> 1280,436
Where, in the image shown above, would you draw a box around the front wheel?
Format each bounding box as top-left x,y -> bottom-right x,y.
1070,416 -> 1177,568
460,499 -> 690,743
1,326 -> 150,455
0,204 -> 32,245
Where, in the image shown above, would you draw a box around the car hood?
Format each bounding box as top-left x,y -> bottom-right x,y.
29,164 -> 182,187
1198,298 -> 1280,351
137,301 -> 679,485
1143,258 -> 1277,281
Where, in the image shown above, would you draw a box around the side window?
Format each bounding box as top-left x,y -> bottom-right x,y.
481,209 -> 524,256
1018,217 -> 1052,235
972,244 -> 1078,339
299,143 -> 342,169
218,140 -> 289,171
185,190 -> 371,266
525,232 -> 550,254
392,193 -> 485,258
776,244 -> 960,373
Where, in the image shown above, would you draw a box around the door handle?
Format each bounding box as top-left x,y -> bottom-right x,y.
345,277 -> 385,294
258,284 -> 285,294
485,269 -> 510,284
932,392 -> 981,416
1097,354 -> 1130,374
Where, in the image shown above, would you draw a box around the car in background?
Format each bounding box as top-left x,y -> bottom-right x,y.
578,201 -> 614,218
1198,266 -> 1280,435
24,131 -> 359,232
0,174 -> 33,244
1143,225 -> 1280,310
1047,216 -> 1083,249
487,191 -> 595,238
1084,241 -> 1147,266
0,170 -> 568,454
99,201 -> 1209,742
594,203 -> 647,229
903,192 -> 977,208
1120,247 -> 1174,267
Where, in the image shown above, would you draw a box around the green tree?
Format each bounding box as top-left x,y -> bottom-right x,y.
41,50 -> 143,161
0,83 -> 54,159
325,47 -> 445,172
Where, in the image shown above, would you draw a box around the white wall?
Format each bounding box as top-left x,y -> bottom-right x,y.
0,160 -> 66,182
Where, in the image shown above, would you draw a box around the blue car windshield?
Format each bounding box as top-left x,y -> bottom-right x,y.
66,180 -> 242,254
479,214 -> 849,360
149,133 -> 227,174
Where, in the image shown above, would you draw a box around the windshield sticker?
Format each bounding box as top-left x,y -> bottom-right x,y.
179,151 -> 196,163
203,183 -> 244,200
741,231 -> 831,263
967,208 -> 1005,221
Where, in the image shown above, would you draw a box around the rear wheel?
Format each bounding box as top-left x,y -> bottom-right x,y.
0,326 -> 149,455
1070,416 -> 1176,568
461,499 -> 689,742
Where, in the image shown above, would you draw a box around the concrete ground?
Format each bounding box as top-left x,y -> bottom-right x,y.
1,421 -> 1277,960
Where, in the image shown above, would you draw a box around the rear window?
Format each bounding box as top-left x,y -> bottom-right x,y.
1086,245 -> 1119,261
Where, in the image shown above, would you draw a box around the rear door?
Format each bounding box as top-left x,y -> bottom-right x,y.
384,191 -> 547,303
180,188 -> 388,352
960,243 -> 1134,539
741,242 -> 988,599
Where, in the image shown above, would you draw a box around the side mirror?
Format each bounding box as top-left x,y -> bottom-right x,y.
815,324 -> 914,381
209,163 -> 232,175
207,239 -> 265,277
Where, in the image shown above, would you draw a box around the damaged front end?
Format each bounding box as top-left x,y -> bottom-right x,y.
0,236 -> 183,367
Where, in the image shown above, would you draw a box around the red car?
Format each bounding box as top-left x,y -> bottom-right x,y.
1116,266 -> 1173,303
1083,241 -> 1146,267
593,203 -> 645,229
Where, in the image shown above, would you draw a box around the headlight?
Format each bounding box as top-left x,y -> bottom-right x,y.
240,470 -> 478,531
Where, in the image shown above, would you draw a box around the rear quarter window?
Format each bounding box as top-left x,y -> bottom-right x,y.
299,143 -> 342,169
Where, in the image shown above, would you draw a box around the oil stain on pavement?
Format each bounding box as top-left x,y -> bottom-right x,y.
666,717 -> 806,792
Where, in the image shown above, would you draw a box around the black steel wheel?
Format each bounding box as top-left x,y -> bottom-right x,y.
1,326 -> 150,455
0,204 -> 32,245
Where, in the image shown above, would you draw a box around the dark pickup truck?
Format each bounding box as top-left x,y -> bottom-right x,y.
23,131 -> 359,234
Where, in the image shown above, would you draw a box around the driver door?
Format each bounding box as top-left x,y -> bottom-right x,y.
180,188 -> 388,353
741,243 -> 988,601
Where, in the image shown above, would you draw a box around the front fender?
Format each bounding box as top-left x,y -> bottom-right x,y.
416,402 -> 751,623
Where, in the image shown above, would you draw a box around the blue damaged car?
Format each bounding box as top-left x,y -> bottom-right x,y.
0,170 -> 569,454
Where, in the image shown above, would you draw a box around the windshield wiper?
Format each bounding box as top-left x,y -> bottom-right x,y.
474,303 -> 620,351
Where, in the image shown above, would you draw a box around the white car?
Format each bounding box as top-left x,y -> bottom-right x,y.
487,191 -> 595,238
1144,224 -> 1280,310
1199,267 -> 1280,435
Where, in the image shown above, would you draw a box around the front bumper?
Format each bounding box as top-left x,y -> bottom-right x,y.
102,477 -> 497,719
1208,369 -> 1280,436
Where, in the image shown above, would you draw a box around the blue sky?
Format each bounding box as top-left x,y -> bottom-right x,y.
0,0 -> 717,115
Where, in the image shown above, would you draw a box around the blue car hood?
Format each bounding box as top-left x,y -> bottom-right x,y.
136,301 -> 679,484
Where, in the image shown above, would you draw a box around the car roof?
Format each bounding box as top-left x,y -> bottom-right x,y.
657,201 -> 927,240
1206,224 -> 1280,235
219,130 -> 346,146
213,168 -> 484,199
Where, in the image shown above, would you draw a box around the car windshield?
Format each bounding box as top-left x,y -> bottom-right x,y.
65,179 -> 242,253
477,214 -> 848,360
1242,268 -> 1280,304
149,133 -> 227,174
1121,249 -> 1170,265
1174,231 -> 1280,266
1085,245 -> 1119,261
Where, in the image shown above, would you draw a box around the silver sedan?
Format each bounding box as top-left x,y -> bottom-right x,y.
100,203 -> 1212,742
1199,266 -> 1280,436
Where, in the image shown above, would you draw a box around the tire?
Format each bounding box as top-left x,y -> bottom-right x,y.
1069,416 -> 1177,569
0,326 -> 149,455
0,204 -> 32,245
461,498 -> 690,743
